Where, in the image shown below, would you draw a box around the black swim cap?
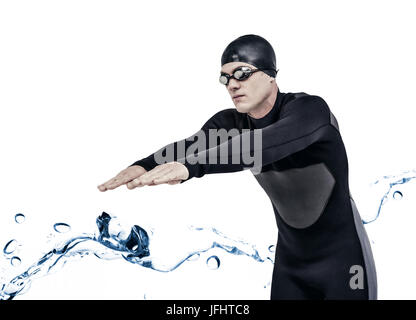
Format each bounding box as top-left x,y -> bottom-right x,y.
221,34 -> 277,78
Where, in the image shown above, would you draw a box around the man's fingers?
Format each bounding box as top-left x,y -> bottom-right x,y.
98,177 -> 119,191
98,176 -> 117,190
102,177 -> 126,190
123,163 -> 185,189
126,179 -> 144,189
127,175 -> 180,189
98,166 -> 147,192
99,172 -> 136,191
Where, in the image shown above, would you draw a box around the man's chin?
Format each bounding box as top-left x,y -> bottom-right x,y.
234,103 -> 251,114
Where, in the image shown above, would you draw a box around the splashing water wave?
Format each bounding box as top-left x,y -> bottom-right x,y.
362,170 -> 416,224
2,170 -> 415,300
0,212 -> 271,300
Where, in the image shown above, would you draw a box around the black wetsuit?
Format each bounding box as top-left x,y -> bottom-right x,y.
131,89 -> 377,300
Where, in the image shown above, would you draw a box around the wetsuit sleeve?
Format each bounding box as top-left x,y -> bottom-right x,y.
180,95 -> 333,182
128,108 -> 242,180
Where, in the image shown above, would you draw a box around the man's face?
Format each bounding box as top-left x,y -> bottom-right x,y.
220,62 -> 275,114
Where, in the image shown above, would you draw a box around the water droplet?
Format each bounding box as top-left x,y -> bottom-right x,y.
206,255 -> 220,270
53,223 -> 71,233
11,256 -> 21,266
3,239 -> 18,255
393,191 -> 403,200
268,245 -> 276,253
14,213 -> 25,224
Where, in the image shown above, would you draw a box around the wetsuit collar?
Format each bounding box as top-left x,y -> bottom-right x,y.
248,88 -> 283,129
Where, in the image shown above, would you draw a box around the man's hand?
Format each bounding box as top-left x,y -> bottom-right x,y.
97,165 -> 147,192
126,161 -> 189,189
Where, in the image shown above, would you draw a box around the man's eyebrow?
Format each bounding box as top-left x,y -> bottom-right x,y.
220,65 -> 246,74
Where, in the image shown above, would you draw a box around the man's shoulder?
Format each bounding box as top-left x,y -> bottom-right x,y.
281,91 -> 330,114
283,91 -> 327,105
210,107 -> 240,119
202,107 -> 245,130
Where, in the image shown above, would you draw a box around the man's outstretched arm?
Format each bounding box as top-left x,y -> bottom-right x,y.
125,95 -> 334,189
98,95 -> 334,191
97,108 -> 241,191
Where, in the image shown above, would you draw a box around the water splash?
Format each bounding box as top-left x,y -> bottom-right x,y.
187,253 -> 200,261
362,170 -> 416,224
3,170 -> 413,300
0,212 -> 273,300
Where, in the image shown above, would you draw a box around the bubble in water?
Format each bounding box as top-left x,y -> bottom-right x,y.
11,256 -> 21,267
3,240 -> 18,255
53,223 -> 71,233
393,191 -> 403,200
206,255 -> 220,270
14,213 -> 25,224
268,245 -> 276,253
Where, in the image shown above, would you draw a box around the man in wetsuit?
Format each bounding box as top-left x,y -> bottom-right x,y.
98,34 -> 377,300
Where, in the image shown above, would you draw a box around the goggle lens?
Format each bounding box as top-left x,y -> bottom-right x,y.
219,66 -> 259,85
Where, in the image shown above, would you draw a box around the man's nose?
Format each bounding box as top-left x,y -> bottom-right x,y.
227,78 -> 240,90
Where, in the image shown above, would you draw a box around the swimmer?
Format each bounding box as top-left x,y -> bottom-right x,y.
98,34 -> 377,300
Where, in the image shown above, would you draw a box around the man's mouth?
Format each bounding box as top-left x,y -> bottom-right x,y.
233,95 -> 245,100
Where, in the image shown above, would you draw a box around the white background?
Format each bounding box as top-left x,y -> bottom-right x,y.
0,0 -> 415,299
